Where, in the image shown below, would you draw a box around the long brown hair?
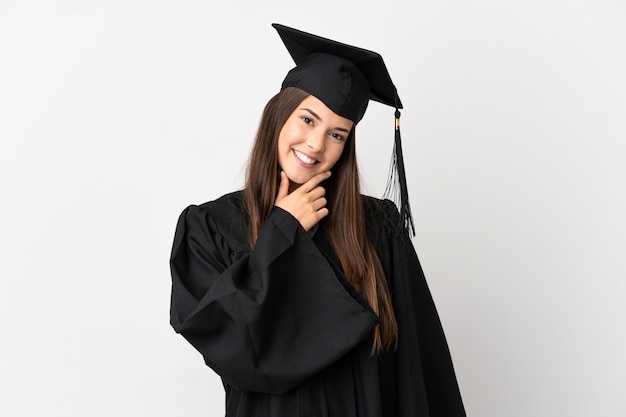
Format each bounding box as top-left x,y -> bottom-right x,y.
243,87 -> 398,354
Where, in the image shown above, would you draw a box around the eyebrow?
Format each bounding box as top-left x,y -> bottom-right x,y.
302,108 -> 351,133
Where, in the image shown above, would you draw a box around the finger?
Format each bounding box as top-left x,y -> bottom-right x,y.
303,171 -> 331,192
316,207 -> 330,220
311,197 -> 327,211
307,185 -> 326,201
275,171 -> 289,203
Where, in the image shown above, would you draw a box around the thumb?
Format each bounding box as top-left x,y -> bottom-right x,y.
275,171 -> 289,203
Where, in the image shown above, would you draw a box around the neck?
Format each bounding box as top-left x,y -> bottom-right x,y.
288,180 -> 300,194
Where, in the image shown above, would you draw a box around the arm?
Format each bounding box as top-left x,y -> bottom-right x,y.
170,203 -> 378,395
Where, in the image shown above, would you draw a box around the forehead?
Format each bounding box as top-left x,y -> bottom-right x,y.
298,96 -> 354,129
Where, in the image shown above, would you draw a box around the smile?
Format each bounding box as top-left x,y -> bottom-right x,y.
293,149 -> 318,165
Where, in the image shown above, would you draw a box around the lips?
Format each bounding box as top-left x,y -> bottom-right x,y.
293,149 -> 318,165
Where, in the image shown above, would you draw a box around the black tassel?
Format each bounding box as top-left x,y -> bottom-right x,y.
383,109 -> 415,237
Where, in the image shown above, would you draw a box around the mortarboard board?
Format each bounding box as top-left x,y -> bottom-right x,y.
273,23 -> 415,236
273,23 -> 402,123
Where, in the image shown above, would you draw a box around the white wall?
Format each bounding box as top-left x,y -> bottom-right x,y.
1,1 -> 624,416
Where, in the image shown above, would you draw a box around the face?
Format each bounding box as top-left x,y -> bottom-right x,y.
277,95 -> 354,190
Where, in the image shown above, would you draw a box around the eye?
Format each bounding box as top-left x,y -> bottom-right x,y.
301,116 -> 314,125
330,132 -> 345,142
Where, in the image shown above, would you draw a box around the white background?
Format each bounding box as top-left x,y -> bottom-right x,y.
1,0 -> 625,416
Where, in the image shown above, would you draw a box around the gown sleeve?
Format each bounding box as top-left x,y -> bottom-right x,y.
170,203 -> 379,395
375,199 -> 466,417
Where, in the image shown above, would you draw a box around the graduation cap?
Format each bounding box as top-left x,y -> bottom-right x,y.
273,23 -> 415,236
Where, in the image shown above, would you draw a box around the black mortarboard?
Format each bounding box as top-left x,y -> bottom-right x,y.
273,23 -> 415,236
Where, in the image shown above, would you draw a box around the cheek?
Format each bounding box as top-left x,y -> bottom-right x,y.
278,124 -> 299,150
327,143 -> 346,166
277,137 -> 289,167
277,124 -> 295,151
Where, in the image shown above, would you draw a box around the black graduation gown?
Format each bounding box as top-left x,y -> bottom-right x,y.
170,191 -> 465,417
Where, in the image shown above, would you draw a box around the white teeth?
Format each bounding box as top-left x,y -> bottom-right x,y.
293,150 -> 317,164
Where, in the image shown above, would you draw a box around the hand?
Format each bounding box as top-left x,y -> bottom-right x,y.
275,171 -> 331,231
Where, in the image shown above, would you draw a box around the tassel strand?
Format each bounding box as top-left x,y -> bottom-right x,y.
383,109 -> 415,237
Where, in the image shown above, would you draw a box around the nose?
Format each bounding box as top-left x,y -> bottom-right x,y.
306,131 -> 325,152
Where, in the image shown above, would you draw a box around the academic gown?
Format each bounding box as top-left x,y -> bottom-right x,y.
170,191 -> 466,417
